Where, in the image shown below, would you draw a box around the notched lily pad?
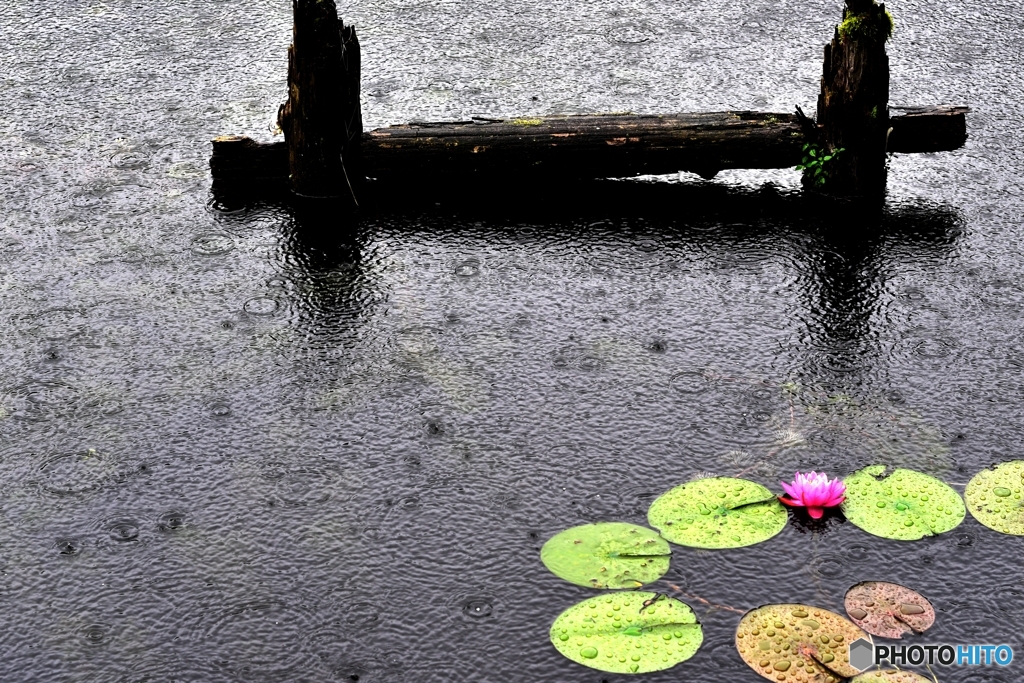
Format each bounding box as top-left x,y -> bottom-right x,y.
842,465 -> 965,540
647,477 -> 787,549
844,582 -> 935,639
850,670 -> 933,683
540,522 -> 671,589
536,524 -> 671,589
965,460 -> 1024,535
550,591 -> 703,674
735,603 -> 870,683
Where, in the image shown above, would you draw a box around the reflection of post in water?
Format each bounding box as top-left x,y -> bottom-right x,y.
803,223 -> 886,348
798,202 -> 964,365
280,197 -> 368,334
213,178 -> 964,389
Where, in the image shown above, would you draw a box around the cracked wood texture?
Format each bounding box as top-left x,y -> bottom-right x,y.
362,112 -> 804,179
277,0 -> 361,198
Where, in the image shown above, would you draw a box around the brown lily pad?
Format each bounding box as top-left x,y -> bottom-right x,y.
844,582 -> 935,639
850,670 -> 933,683
735,603 -> 871,682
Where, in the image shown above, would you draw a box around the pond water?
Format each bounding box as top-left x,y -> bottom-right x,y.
2,0 -> 1022,681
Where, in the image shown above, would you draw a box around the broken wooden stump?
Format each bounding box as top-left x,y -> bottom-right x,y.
277,0 -> 361,199
814,0 -> 893,195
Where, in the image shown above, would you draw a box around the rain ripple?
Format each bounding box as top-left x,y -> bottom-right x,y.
445,592 -> 497,622
189,598 -> 316,677
1,380 -> 85,423
262,464 -> 344,507
306,628 -> 406,682
37,450 -> 113,496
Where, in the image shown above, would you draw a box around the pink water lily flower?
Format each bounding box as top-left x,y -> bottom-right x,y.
779,471 -> 846,519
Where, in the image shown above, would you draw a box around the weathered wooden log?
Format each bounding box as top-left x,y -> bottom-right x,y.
210,107 -> 967,186
277,0 -> 360,199
886,105 -> 968,153
815,0 -> 893,195
211,136 -> 290,183
365,112 -> 804,179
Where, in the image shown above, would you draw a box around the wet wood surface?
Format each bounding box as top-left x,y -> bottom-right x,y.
277,0 -> 361,198
210,107 -> 967,186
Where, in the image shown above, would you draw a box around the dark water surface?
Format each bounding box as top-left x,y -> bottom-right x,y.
2,0 -> 1022,681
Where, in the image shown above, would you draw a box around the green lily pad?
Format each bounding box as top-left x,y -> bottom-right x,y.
844,581 -> 935,639
647,477 -> 787,549
540,523 -> 671,589
965,460 -> 1024,535
850,671 -> 933,683
736,603 -> 870,682
842,465 -> 965,540
550,592 -> 703,674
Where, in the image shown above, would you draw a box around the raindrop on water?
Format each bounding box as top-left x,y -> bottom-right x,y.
462,599 -> 493,618
38,451 -> 108,495
158,511 -> 187,531
454,260 -> 480,277
191,233 -> 234,256
670,371 -> 712,394
53,538 -> 81,555
647,340 -> 668,353
82,624 -> 109,645
243,297 -> 280,315
107,520 -> 140,542
111,151 -> 150,170
809,554 -> 845,578
208,402 -> 232,417
914,339 -> 953,359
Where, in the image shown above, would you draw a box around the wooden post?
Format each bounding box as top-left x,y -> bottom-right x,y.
277,0 -> 362,201
815,0 -> 892,196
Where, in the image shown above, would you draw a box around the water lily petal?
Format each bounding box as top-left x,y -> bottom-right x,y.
779,471 -> 844,516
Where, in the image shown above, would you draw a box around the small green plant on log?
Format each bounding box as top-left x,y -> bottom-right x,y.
796,143 -> 845,188
838,6 -> 894,42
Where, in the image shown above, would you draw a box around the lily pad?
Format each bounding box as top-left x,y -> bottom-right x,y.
647,477 -> 787,549
850,671 -> 933,683
844,582 -> 935,639
735,604 -> 870,683
549,591 -> 703,674
965,460 -> 1024,535
842,465 -> 965,540
540,523 -> 671,589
